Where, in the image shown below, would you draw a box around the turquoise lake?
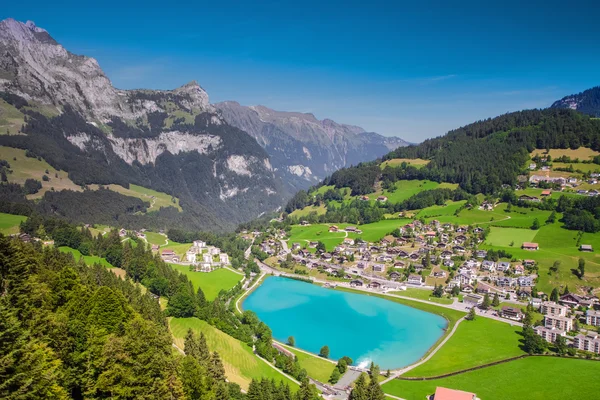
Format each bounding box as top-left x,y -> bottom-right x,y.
243,277 -> 447,369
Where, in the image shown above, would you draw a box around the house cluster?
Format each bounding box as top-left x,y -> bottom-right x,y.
160,240 -> 230,272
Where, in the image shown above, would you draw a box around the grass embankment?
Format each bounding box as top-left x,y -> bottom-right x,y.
0,212 -> 27,235
403,317 -> 525,377
389,288 -> 454,305
170,317 -> 299,391
58,246 -> 114,268
277,343 -> 336,383
383,357 -> 600,400
169,264 -> 243,301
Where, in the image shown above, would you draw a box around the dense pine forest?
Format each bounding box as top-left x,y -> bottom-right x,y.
0,224 -> 332,399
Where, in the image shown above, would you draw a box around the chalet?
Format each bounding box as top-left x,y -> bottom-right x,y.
443,259 -> 455,268
481,201 -> 493,211
425,231 -> 437,238
292,242 -> 302,250
513,264 -> 525,275
541,189 -> 552,197
346,226 -> 359,232
455,235 -> 467,244
321,253 -> 332,261
357,262 -> 367,269
219,253 -> 230,264
464,293 -> 484,307
521,242 -> 539,251
161,249 -> 177,262
475,250 -> 487,258
496,261 -> 511,272
559,293 -> 586,308
481,260 -> 496,271
397,250 -> 410,258
409,252 -> 420,260
500,306 -> 524,321
299,249 -> 311,258
413,263 -> 425,272
394,261 -> 406,269
461,284 -> 475,293
151,244 -> 159,251
372,264 -> 385,272
350,279 -> 364,287
497,277 -> 516,287
328,225 -> 339,232
360,195 -> 370,201
343,238 -> 355,246
523,259 -> 536,267
439,250 -> 452,259
308,241 -> 319,248
407,274 -> 423,285
517,276 -> 534,287
376,196 -> 388,202
433,387 -> 477,400
456,226 -> 467,233
436,242 -> 447,249
453,245 -> 466,253
589,190 -> 600,196
389,271 -> 401,280
590,179 -> 599,184
473,227 -> 484,234
118,228 -> 127,237
580,244 -> 593,252
433,270 -> 446,278
368,281 -> 382,289
300,220 -> 310,226
568,177 -> 577,184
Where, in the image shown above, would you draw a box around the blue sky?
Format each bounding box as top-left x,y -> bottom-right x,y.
3,0 -> 600,141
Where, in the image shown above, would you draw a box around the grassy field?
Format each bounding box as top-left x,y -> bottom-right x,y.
365,180 -> 445,204
170,317 -> 298,391
481,222 -> 600,292
145,231 -> 168,246
415,201 -> 466,219
552,161 -> 600,173
278,343 -> 336,383
531,147 -> 600,160
0,99 -> 25,135
0,146 -> 82,198
289,204 -> 327,218
403,317 -> 525,377
58,246 -> 114,268
100,184 -> 182,212
380,158 -> 430,169
390,288 -> 454,305
0,212 -> 26,235
484,226 -> 539,247
383,357 -> 600,400
169,264 -> 243,300
161,241 -> 192,257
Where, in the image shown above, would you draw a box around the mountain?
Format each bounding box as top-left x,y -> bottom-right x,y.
215,101 -> 409,190
551,86 -> 600,117
0,18 -> 283,231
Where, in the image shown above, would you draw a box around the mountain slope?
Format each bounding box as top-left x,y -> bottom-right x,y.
215,101 -> 409,190
0,18 -> 283,231
551,86 -> 600,117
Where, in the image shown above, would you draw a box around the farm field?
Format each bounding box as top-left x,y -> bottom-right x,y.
170,317 -> 298,391
380,158 -> 430,169
515,188 -> 580,200
161,240 -> 192,257
0,212 -> 26,235
484,226 -> 539,247
169,264 -> 243,300
364,180 -> 449,205
383,357 -> 600,400
530,147 -> 600,160
390,288 -> 454,305
278,343 -> 336,383
0,98 -> 25,135
289,204 -> 327,218
403,317 -> 525,377
552,161 -> 600,173
58,246 -> 114,268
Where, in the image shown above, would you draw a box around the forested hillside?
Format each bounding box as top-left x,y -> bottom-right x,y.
318,109 -> 600,195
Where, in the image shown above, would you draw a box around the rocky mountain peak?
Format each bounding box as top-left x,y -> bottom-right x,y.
172,80 -> 211,110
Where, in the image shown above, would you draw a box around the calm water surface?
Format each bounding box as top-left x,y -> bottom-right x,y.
243,277 -> 447,369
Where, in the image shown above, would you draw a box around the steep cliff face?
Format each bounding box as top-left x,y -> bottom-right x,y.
215,101 -> 409,190
0,19 -> 283,230
551,86 -> 600,117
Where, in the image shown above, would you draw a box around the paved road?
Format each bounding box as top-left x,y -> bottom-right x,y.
334,369 -> 361,390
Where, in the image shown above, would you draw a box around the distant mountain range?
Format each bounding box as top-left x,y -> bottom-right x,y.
0,18 -> 409,230
216,101 -> 409,190
551,86 -> 600,117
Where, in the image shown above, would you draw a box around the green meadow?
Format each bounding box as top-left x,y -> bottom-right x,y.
170,317 -> 298,391
383,357 -> 600,400
403,317 -> 525,378
58,246 -> 113,268
169,264 -> 243,300
0,212 -> 27,235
